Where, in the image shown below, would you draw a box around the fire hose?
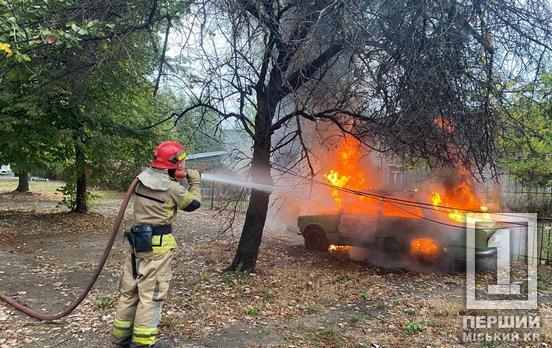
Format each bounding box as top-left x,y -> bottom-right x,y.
0,178 -> 139,321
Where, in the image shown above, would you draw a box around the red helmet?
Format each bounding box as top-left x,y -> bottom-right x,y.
151,141 -> 187,169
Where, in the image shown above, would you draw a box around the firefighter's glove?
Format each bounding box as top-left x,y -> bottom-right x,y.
186,169 -> 201,186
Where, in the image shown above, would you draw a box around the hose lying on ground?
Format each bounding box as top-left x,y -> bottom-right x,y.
0,178 -> 139,321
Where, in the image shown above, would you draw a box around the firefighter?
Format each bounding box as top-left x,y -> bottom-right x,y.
112,141 -> 201,348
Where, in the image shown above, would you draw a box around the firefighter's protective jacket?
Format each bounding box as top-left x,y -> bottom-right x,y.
133,168 -> 201,254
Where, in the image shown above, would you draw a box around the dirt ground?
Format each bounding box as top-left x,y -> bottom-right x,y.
0,179 -> 551,348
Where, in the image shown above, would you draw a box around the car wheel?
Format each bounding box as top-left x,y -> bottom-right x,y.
303,225 -> 330,252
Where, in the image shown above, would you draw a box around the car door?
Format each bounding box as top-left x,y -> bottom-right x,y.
337,214 -> 380,247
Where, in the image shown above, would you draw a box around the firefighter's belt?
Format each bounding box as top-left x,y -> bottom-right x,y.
151,224 -> 172,235
126,224 -> 172,279
127,224 -> 172,252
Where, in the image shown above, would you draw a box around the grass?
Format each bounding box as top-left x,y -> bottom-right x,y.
220,270 -> 254,286
425,319 -> 437,327
246,306 -> 259,315
393,298 -> 404,306
287,322 -> 318,344
405,321 -> 425,333
259,289 -> 275,304
92,190 -> 125,205
322,325 -> 342,340
350,314 -> 361,324
0,177 -> 124,206
359,289 -> 373,301
220,273 -> 234,284
0,177 -> 63,194
96,296 -> 116,310
287,322 -> 347,348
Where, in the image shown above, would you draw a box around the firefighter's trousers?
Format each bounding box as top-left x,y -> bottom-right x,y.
112,249 -> 174,347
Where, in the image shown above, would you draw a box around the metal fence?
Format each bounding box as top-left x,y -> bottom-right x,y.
537,218 -> 552,264
499,174 -> 552,216
500,174 -> 552,196
202,182 -> 250,213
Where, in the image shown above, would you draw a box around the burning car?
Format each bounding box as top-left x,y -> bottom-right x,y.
295,135 -> 499,272
297,210 -> 498,272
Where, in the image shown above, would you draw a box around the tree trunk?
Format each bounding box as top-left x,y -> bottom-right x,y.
74,138 -> 88,213
227,97 -> 273,272
227,187 -> 271,272
15,172 -> 29,193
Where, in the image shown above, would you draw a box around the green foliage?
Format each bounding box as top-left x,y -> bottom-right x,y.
0,0 -> 190,202
359,289 -> 373,301
322,325 -> 342,339
96,296 -> 115,309
0,0 -> 189,60
499,73 -> 552,186
349,314 -> 361,324
245,306 -> 259,316
405,321 -> 426,333
56,181 -> 98,210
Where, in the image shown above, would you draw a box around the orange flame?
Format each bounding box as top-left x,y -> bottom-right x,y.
328,244 -> 352,253
430,174 -> 490,223
322,137 -> 367,210
323,169 -> 351,206
321,136 -> 421,218
410,238 -> 440,262
431,192 -> 442,206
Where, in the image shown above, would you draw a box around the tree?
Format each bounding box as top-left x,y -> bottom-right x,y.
0,0 -> 188,208
0,67 -> 72,193
168,0 -> 552,272
499,73 -> 552,185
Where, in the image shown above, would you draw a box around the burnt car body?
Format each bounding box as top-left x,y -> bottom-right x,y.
297,213 -> 498,271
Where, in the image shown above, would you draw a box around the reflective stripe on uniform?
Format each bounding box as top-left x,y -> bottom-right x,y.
113,327 -> 132,337
113,319 -> 133,337
177,191 -> 194,209
151,234 -> 177,254
132,326 -> 158,345
134,326 -> 158,335
114,319 -> 133,328
132,334 -> 156,345
151,247 -> 176,254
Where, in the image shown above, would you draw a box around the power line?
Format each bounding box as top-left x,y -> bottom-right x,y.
272,166 -> 544,226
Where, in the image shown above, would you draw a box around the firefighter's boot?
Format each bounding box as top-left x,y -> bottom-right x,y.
112,334 -> 132,348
